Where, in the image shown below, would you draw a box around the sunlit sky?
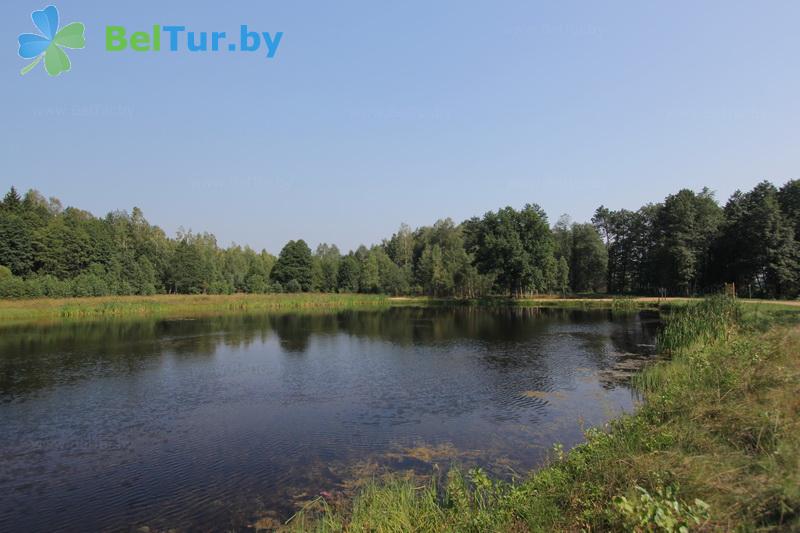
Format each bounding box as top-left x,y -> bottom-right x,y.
2,1 -> 799,252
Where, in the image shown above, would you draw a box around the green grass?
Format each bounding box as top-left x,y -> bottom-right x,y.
0,293 -> 391,324
653,295 -> 740,355
1,293 -> 796,325
283,296 -> 800,532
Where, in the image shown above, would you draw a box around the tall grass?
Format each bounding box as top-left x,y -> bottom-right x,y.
0,293 -> 390,324
1,293 -> 794,325
610,296 -> 639,312
633,295 -> 740,394
655,295 -> 740,354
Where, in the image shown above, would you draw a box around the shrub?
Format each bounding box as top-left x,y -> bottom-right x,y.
0,275 -> 33,298
614,485 -> 710,532
285,279 -> 302,293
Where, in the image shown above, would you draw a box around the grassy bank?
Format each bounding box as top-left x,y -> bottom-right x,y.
391,295 -> 800,313
389,295 -> 666,310
0,293 -> 796,325
0,293 -> 657,323
286,297 -> 800,532
0,293 -> 390,323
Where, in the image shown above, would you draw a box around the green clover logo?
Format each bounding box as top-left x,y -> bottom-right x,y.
18,5 -> 85,77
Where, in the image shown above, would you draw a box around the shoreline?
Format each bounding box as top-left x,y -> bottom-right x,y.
0,293 -> 390,325
0,293 -> 797,326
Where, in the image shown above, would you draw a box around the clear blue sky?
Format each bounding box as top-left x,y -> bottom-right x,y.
2,1 -> 798,253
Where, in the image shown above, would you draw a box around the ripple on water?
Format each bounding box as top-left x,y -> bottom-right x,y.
0,307 -> 659,531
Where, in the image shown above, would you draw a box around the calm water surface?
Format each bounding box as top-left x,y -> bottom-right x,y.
0,307 -> 659,532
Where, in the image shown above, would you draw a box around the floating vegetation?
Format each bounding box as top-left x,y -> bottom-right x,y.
520,390 -> 566,400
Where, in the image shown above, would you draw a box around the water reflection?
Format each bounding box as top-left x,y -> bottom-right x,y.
0,307 -> 659,532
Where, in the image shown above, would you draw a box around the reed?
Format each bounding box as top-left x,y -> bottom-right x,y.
655,294 -> 740,355
0,293 -> 390,324
1,294 -> 794,325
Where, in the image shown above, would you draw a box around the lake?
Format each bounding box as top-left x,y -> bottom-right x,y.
0,306 -> 659,532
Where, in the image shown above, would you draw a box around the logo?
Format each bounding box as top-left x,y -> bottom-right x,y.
15,6 -> 283,77
17,5 -> 85,77
105,26 -> 283,57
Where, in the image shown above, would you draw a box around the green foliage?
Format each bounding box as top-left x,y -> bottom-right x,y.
654,295 -> 739,355
357,245 -> 381,293
714,181 -> 800,299
271,239 -> 314,292
614,485 -> 710,532
284,279 -> 303,293
2,187 -> 22,210
593,204 -> 658,294
569,223 -> 607,292
0,275 -> 35,298
554,216 -> 606,293
0,189 -> 36,275
170,239 -> 206,294
650,188 -> 723,296
555,256 -> 569,295
337,254 -> 361,292
465,204 -> 556,296
314,243 -> 341,292
1,180 -> 799,300
32,274 -> 73,298
132,256 -> 157,295
409,219 -> 482,297
611,296 -> 638,312
778,179 -> 800,237
71,264 -> 111,297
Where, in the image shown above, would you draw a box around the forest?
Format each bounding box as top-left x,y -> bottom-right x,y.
0,180 -> 798,299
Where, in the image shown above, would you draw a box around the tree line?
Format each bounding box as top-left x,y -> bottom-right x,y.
0,180 -> 798,299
